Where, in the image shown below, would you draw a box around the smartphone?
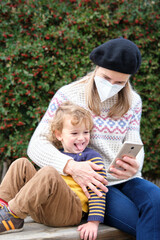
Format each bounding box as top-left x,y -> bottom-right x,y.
107,141 -> 143,173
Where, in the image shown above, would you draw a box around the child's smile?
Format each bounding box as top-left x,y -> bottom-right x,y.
56,115 -> 90,154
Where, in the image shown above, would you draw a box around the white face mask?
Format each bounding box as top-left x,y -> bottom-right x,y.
94,76 -> 125,102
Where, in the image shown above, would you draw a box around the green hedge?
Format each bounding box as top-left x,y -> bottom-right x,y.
0,0 -> 159,177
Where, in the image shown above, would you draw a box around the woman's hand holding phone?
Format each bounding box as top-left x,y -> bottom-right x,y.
109,155 -> 140,179
108,141 -> 143,179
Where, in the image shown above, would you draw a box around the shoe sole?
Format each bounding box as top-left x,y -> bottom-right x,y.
0,227 -> 23,234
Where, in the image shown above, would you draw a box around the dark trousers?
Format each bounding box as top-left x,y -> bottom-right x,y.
104,178 -> 160,240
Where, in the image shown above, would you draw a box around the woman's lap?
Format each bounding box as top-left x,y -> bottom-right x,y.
104,183 -> 138,236
104,178 -> 160,239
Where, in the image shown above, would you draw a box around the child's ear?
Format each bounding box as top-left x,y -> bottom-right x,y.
55,130 -> 62,141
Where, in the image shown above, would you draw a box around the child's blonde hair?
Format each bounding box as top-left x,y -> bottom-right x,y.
48,101 -> 94,148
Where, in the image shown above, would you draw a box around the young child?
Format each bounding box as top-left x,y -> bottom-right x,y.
0,102 -> 107,240
48,101 -> 107,239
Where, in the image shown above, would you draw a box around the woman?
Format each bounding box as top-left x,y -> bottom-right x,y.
27,38 -> 160,239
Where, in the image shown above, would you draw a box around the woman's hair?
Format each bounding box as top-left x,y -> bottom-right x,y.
48,101 -> 94,148
78,66 -> 132,118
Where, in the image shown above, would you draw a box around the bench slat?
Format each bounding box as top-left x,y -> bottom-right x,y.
0,217 -> 135,240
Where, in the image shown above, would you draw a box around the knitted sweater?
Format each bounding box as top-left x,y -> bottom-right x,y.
61,147 -> 107,223
27,79 -> 144,186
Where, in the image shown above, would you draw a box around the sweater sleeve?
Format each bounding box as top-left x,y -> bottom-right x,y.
27,89 -> 73,174
124,92 -> 144,172
87,153 -> 107,223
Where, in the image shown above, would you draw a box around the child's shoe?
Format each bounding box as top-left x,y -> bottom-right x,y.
0,199 -> 8,208
0,205 -> 24,234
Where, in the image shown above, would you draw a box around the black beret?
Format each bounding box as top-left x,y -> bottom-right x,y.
90,38 -> 141,74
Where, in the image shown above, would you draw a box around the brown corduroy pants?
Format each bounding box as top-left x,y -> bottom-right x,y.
0,158 -> 82,227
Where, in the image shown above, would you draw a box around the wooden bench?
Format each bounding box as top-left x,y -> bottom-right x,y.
0,217 -> 135,240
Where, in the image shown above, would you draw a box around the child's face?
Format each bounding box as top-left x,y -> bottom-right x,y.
56,116 -> 90,153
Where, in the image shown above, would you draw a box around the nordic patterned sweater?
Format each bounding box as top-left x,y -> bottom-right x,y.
61,147 -> 106,223
27,78 -> 144,186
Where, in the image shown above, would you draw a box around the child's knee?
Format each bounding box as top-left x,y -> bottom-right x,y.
39,166 -> 60,179
37,166 -> 62,189
11,157 -> 30,167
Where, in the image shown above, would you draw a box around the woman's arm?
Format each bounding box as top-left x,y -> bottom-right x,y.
110,93 -> 144,179
27,92 -> 72,174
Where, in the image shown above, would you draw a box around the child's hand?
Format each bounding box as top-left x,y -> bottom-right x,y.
77,221 -> 99,240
